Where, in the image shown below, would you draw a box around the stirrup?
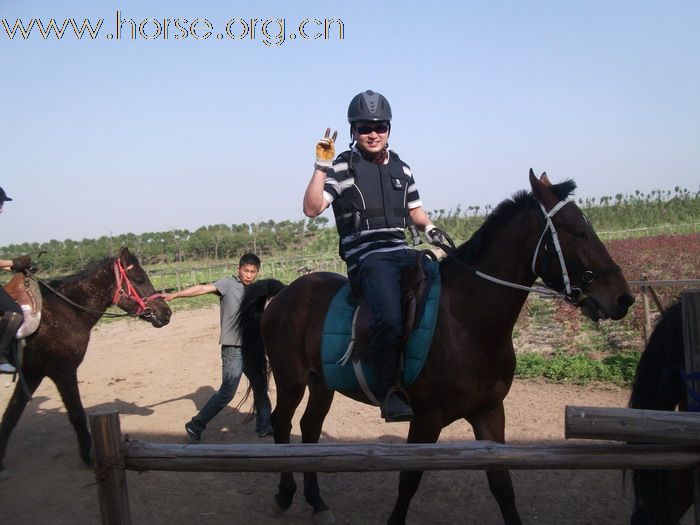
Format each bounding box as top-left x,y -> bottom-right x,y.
0,361 -> 17,374
380,386 -> 413,422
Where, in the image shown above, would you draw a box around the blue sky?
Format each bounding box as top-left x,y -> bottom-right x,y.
1,1 -> 698,245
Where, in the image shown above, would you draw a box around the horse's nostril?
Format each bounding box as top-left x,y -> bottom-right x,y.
619,294 -> 635,310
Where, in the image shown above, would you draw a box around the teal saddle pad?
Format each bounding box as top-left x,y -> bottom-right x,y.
321,261 -> 441,392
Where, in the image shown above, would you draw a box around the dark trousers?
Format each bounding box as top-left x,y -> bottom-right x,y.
0,287 -> 23,360
0,287 -> 22,315
351,249 -> 416,395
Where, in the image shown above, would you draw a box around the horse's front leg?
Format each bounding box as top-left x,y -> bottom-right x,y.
300,375 -> 335,524
469,402 -> 522,525
387,415 -> 442,525
0,373 -> 43,473
51,367 -> 91,466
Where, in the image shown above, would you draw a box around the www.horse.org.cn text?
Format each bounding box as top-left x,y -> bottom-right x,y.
1,11 -> 345,47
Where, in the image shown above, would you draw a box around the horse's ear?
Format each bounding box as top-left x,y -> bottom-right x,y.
530,169 -> 554,205
529,168 -> 542,193
118,246 -> 131,263
529,168 -> 538,188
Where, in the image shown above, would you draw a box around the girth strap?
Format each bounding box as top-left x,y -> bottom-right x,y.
338,307 -> 381,406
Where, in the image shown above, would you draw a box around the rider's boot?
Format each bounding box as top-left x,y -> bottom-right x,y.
0,312 -> 22,374
376,348 -> 413,422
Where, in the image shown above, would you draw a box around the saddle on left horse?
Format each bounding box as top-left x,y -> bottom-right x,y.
3,272 -> 42,339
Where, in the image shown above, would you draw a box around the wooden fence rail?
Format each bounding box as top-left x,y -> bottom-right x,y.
123,436 -> 700,474
566,406 -> 700,444
90,410 -> 700,525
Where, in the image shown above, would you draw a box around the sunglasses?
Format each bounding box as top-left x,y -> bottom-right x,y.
355,123 -> 389,135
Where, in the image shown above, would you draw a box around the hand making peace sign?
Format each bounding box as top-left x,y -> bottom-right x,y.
314,128 -> 338,172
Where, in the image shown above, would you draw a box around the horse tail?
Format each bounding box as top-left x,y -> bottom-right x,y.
630,300 -> 688,525
237,279 -> 287,392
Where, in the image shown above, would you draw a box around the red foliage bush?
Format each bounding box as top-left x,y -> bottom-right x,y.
607,233 -> 700,330
520,233 -> 700,353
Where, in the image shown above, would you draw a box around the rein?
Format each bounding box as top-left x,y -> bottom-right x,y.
436,198 -> 620,303
440,245 -> 565,299
29,259 -> 162,319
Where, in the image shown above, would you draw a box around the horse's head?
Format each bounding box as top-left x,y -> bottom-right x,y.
113,247 -> 172,327
529,169 -> 634,321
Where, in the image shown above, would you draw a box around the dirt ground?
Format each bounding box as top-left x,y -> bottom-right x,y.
0,307 -> 691,525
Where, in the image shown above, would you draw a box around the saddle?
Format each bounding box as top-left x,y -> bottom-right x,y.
3,272 -> 42,339
321,253 -> 441,398
348,250 -> 434,364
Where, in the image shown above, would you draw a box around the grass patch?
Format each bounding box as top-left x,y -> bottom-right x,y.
515,351 -> 640,385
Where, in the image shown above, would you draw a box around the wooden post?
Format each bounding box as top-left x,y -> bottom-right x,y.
90,411 -> 132,525
641,282 -> 651,345
648,285 -> 665,314
681,289 -> 700,524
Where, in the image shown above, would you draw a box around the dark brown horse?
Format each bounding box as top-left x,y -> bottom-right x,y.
239,171 -> 634,525
0,247 -> 171,475
629,300 -> 693,524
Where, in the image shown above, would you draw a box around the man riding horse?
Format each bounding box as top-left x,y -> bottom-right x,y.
303,90 -> 446,422
0,187 -> 32,374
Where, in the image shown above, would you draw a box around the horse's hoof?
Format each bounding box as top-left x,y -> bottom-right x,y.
81,449 -> 92,467
312,509 -> 335,525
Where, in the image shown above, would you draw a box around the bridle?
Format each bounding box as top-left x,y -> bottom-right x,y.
112,258 -> 163,319
438,197 -> 621,304
25,257 -> 163,321
529,199 -> 621,305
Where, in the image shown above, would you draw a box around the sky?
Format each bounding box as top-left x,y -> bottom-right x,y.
1,0 -> 698,246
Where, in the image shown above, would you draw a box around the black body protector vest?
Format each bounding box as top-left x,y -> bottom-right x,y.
332,150 -> 411,238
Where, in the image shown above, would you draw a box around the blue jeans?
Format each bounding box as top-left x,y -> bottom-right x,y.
191,345 -> 272,434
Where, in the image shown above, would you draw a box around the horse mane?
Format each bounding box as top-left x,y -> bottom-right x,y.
450,179 -> 577,264
46,256 -> 116,290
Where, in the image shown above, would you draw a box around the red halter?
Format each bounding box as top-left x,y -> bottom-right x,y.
111,259 -> 162,315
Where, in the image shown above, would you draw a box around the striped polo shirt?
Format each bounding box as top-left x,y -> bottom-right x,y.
323,147 -> 422,273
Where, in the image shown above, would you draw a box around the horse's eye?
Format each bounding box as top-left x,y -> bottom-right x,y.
572,229 -> 588,239
129,271 -> 147,285
562,224 -> 588,239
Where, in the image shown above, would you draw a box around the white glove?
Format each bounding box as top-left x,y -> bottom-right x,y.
425,224 -> 447,245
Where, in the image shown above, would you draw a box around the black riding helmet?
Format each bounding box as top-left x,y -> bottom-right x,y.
347,90 -> 392,123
